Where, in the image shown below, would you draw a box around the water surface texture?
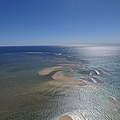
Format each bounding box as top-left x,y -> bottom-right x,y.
0,45 -> 120,120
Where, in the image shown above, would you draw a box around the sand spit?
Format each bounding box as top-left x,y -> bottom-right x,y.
16,65 -> 88,100
59,115 -> 73,120
38,63 -> 80,76
38,64 -> 88,88
17,64 -> 90,98
38,66 -> 63,75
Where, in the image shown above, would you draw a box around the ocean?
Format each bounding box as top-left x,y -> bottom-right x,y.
0,45 -> 120,120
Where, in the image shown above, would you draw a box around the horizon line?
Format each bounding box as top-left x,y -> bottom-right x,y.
0,43 -> 120,47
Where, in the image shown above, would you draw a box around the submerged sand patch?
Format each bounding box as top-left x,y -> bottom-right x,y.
1,64 -> 88,112
0,93 -> 49,112
52,71 -> 88,86
18,64 -> 88,99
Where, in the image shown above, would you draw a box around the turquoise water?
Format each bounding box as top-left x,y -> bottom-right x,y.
0,45 -> 120,120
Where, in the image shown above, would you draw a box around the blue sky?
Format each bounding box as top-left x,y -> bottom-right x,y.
0,0 -> 120,45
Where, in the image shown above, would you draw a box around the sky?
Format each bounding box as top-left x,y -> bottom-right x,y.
0,0 -> 120,45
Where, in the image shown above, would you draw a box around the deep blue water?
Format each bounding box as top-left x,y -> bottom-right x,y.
0,45 -> 120,120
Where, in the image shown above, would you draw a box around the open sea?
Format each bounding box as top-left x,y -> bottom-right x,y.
0,45 -> 120,120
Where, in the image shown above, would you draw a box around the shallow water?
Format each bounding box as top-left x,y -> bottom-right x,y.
0,45 -> 120,120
